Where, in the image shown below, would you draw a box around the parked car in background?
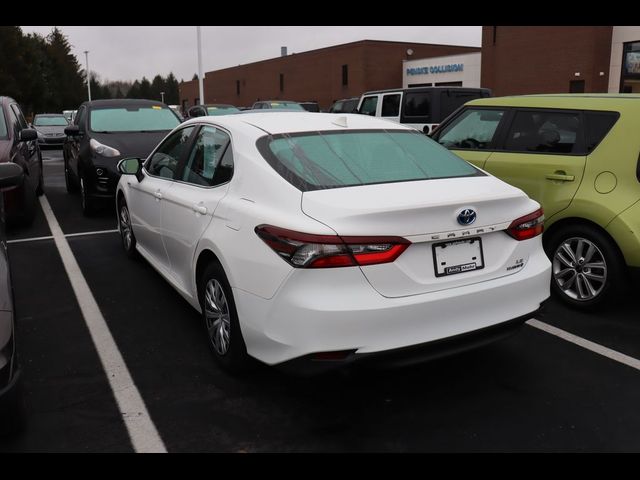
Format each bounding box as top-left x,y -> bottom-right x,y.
186,104 -> 240,119
329,97 -> 359,114
0,96 -> 43,226
251,100 -> 305,111
432,94 -> 640,309
358,87 -> 491,135
63,99 -> 181,215
298,102 -> 320,112
115,112 -> 550,374
33,113 -> 68,148
0,162 -> 26,435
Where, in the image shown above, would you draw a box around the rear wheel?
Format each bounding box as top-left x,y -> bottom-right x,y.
545,224 -> 625,310
198,262 -> 251,374
80,176 -> 94,216
118,198 -> 137,258
64,159 -> 78,193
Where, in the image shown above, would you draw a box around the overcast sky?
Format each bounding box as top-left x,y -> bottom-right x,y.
20,26 -> 481,83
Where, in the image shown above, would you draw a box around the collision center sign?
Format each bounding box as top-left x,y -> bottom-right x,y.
406,64 -> 464,75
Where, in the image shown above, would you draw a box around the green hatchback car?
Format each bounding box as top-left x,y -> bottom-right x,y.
432,94 -> 640,309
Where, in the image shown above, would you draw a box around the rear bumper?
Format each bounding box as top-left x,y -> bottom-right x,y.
234,246 -> 551,367
278,307 -> 542,375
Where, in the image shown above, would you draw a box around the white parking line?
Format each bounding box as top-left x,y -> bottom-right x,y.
38,196 -> 167,453
8,229 -> 118,244
527,319 -> 640,372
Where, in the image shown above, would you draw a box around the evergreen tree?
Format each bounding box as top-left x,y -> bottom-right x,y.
165,72 -> 180,105
139,77 -> 151,99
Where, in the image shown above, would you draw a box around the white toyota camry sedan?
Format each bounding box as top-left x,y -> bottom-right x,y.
115,112 -> 551,374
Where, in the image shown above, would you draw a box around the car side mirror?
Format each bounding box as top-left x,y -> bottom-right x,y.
0,163 -> 24,190
64,125 -> 81,136
19,128 -> 38,142
117,157 -> 144,182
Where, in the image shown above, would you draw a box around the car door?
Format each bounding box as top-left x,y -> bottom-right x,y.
65,106 -> 86,181
483,108 -> 587,219
433,107 -> 508,169
380,92 -> 402,125
9,103 -> 38,190
160,125 -> 234,292
129,126 -> 196,267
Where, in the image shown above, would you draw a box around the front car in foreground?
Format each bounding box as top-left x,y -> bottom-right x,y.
116,112 -> 551,374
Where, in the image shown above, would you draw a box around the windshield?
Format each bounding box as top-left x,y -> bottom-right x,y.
269,102 -> 305,111
207,106 -> 240,116
89,106 -> 180,133
258,129 -> 481,192
34,116 -> 68,126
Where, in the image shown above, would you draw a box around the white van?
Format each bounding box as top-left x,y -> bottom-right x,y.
357,86 -> 491,134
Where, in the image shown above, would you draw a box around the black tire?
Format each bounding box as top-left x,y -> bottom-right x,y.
64,159 -> 78,194
35,152 -> 44,196
198,262 -> 251,374
544,224 -> 625,310
118,198 -> 138,258
80,175 -> 94,216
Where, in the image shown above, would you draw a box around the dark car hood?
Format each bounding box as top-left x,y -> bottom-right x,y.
35,125 -> 67,135
91,130 -> 171,159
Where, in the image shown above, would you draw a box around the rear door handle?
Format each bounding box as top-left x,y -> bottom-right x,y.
545,172 -> 575,182
192,204 -> 207,215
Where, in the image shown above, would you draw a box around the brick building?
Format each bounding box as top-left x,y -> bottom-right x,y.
179,40 -> 480,112
480,26 -> 640,96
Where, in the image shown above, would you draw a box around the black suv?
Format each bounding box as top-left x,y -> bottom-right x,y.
63,99 -> 181,215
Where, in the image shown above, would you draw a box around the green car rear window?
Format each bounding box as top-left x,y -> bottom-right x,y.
257,129 -> 482,192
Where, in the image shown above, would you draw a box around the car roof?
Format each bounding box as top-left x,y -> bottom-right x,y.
81,99 -> 169,109
182,111 -> 413,136
466,93 -> 640,110
362,87 -> 491,95
198,104 -> 237,108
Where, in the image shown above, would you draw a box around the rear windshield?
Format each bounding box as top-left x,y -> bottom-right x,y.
270,102 -> 305,110
90,106 -> 180,133
34,116 -> 68,126
207,106 -> 240,116
257,129 -> 481,191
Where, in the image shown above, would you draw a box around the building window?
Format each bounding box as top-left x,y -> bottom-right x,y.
570,80 -> 585,93
236,80 -> 240,96
620,41 -> 640,93
280,73 -> 284,93
342,65 -> 348,86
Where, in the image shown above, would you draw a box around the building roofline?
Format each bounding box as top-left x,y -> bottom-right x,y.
179,39 -> 480,86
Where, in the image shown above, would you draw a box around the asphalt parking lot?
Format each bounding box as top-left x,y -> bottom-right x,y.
1,148 -> 640,452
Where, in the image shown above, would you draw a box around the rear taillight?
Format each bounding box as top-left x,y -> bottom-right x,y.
506,208 -> 544,241
255,225 -> 410,268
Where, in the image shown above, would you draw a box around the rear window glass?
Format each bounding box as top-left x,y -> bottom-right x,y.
0,107 -> 7,139
258,129 -> 481,192
585,112 -> 619,153
90,106 -> 180,133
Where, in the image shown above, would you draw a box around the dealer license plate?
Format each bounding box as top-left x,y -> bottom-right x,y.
433,237 -> 484,277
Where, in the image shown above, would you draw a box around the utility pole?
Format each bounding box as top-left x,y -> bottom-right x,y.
197,26 -> 204,104
84,50 -> 92,101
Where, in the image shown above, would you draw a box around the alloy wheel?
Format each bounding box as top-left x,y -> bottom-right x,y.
119,205 -> 133,251
552,237 -> 607,301
204,279 -> 231,355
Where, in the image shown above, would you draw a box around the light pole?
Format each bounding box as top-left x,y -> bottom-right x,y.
196,26 -> 204,104
84,50 -> 91,101
160,91 -> 165,104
